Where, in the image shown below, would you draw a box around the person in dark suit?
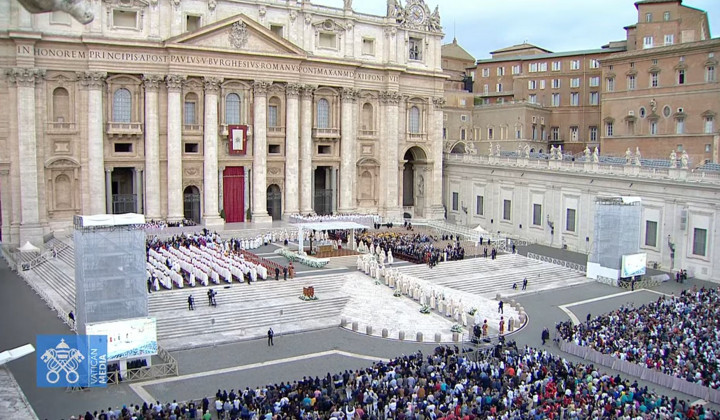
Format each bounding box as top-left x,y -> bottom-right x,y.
267,328 -> 274,346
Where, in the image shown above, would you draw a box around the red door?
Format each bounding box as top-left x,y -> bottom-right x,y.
223,167 -> 245,223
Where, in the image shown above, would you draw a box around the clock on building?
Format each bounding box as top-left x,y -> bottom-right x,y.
408,4 -> 426,25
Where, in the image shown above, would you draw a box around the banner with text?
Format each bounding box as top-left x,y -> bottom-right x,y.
36,335 -> 107,388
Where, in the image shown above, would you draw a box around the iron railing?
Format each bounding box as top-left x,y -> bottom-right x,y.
526,252 -> 586,273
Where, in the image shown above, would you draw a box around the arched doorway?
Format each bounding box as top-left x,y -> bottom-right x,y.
183,186 -> 201,224
266,184 -> 282,221
402,147 -> 428,218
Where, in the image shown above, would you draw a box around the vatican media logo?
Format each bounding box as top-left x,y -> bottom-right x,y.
36,335 -> 108,388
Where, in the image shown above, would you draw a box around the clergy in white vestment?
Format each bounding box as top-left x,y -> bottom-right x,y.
356,255 -> 363,270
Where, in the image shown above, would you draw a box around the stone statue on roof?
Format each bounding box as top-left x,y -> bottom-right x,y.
16,0 -> 93,24
592,147 -> 599,163
670,150 -> 677,168
634,147 -> 641,166
681,150 -> 689,169
625,147 -> 633,164
584,146 -> 591,160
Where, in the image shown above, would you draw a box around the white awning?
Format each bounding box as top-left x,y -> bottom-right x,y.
18,241 -> 41,253
293,222 -> 367,231
75,213 -> 146,227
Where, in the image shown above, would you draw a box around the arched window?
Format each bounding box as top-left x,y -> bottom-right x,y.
317,98 -> 330,129
409,106 -> 420,134
225,93 -> 241,125
362,103 -> 373,131
52,87 -> 70,122
184,92 -> 198,125
112,88 -> 132,123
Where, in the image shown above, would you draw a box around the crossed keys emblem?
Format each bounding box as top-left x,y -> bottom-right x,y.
40,339 -> 85,384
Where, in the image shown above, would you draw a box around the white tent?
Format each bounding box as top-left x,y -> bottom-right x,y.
18,241 -> 41,253
472,225 -> 489,235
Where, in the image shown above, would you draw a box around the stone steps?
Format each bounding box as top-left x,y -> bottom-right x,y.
30,262 -> 75,311
394,254 -> 590,297
155,295 -> 349,341
148,273 -> 345,312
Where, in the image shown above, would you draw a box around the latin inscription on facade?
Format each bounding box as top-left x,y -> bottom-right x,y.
20,46 -> 400,82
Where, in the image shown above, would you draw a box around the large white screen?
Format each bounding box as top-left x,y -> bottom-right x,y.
86,317 -> 157,361
621,253 -> 647,278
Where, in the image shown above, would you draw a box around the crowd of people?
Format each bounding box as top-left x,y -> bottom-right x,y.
355,231 -> 465,267
141,219 -> 199,230
289,213 -> 381,227
70,344 -> 718,419
557,286 -> 720,390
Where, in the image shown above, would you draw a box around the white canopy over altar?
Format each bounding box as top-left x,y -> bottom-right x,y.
294,222 -> 366,255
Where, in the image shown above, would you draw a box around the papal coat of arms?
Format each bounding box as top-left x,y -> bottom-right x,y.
229,21 -> 249,49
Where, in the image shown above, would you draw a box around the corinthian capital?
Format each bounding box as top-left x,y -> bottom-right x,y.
432,97 -> 446,108
300,84 -> 316,99
286,83 -> 302,98
380,90 -> 402,105
165,74 -> 186,92
341,87 -> 358,102
252,80 -> 271,96
5,68 -> 45,87
203,76 -> 222,93
77,71 -> 106,90
142,74 -> 164,91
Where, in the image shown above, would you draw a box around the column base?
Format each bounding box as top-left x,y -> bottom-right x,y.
426,205 -> 446,221
203,216 -> 225,230
19,223 -> 46,248
383,207 -> 404,222
252,212 -> 273,224
166,214 -> 185,223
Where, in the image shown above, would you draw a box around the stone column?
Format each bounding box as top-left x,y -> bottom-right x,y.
380,91 -> 402,220
136,168 -> 144,214
202,77 -> 224,228
166,74 -> 185,221
0,169 -> 10,243
79,71 -> 107,215
251,81 -> 273,223
284,83 -> 301,216
299,85 -> 315,213
330,167 -> 337,213
339,88 -> 357,213
142,74 -> 163,219
244,166 -> 250,221
105,168 -> 112,213
428,97 -> 446,219
6,68 -> 45,245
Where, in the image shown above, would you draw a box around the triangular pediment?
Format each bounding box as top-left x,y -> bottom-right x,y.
165,14 -> 306,58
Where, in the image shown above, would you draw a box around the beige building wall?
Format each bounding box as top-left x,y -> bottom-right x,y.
0,0 -> 447,245
444,153 -> 720,281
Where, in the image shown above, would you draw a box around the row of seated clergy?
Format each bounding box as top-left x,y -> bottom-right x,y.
146,244 -> 269,290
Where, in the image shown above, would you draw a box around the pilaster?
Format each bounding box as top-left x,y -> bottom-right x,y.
143,74 -> 163,219
380,90 -> 402,220
339,88 -> 358,213
428,96 -> 446,219
284,83 -> 301,216
299,85 -> 315,213
202,77 -> 224,228
6,68 -> 46,245
166,74 -> 186,221
251,81 -> 273,223
78,71 -> 107,215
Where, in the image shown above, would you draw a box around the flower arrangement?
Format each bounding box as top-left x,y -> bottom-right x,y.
419,305 -> 431,314
374,280 -> 382,286
299,294 -> 319,301
275,248 -> 330,268
393,289 -> 402,297
451,324 -> 463,333
468,308 -> 477,316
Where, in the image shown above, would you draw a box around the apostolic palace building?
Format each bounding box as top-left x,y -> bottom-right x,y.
0,0 -> 446,246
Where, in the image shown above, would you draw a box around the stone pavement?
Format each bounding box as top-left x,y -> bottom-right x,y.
0,366 -> 39,420
3,229 -> 720,418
